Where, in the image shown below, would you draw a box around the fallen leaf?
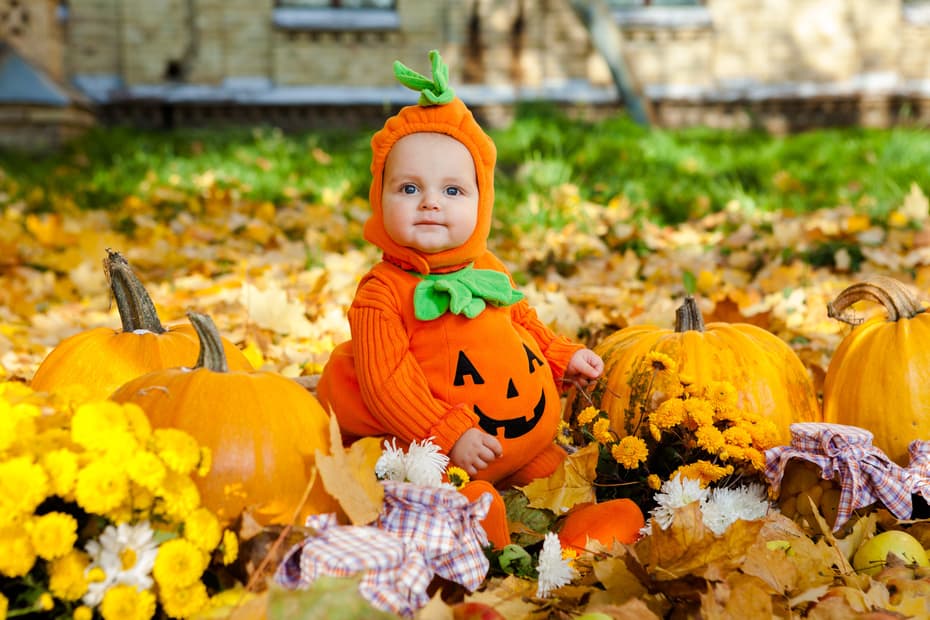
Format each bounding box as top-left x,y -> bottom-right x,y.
314,416 -> 383,525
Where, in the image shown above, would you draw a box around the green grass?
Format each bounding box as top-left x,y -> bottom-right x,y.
2,103 -> 929,235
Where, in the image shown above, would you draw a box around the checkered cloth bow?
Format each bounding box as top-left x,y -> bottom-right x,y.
377,480 -> 492,592
765,422 -> 912,531
273,481 -> 493,617
906,440 -> 930,501
273,512 -> 432,617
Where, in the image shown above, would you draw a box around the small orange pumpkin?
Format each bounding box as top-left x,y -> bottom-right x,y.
823,276 -> 930,465
31,249 -> 251,400
558,499 -> 645,552
110,312 -> 336,526
580,296 -> 820,444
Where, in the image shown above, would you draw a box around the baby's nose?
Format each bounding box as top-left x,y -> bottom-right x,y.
419,193 -> 440,210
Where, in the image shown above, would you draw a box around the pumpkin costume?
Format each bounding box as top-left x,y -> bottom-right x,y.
318,52 -> 582,524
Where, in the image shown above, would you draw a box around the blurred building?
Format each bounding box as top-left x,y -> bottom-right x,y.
3,0 -> 930,146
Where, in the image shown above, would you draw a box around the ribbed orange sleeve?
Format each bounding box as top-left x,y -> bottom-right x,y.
509,299 -> 583,384
349,277 -> 479,453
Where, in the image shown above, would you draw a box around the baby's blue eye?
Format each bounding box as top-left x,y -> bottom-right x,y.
445,187 -> 461,196
402,184 -> 417,194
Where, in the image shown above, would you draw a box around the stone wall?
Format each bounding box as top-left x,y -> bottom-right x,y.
0,0 -> 65,80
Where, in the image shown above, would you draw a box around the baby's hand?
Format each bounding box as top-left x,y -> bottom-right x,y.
563,348 -> 604,389
450,427 -> 503,476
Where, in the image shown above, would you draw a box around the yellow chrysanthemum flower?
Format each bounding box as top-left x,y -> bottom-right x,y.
122,402 -> 152,442
48,549 -> 89,600
576,406 -> 599,426
100,584 -> 156,620
683,398 -> 714,429
704,380 -> 737,412
221,530 -> 238,566
0,400 -> 38,452
695,425 -> 726,455
184,507 -> 222,552
159,581 -> 209,619
649,424 -> 662,442
156,471 -> 201,522
153,538 -> 208,589
202,586 -> 254,613
747,419 -> 780,450
722,426 -> 752,449
41,448 -> 79,498
0,456 -> 50,524
0,593 -> 8,618
71,401 -> 133,453
73,606 -> 93,620
75,459 -> 129,515
153,428 -> 201,476
29,511 -> 78,560
611,436 -> 648,469
37,592 -> 54,611
650,398 -> 685,430
126,451 -> 167,491
644,351 -> 678,375
647,474 -> 662,491
673,461 -> 733,487
0,524 -> 36,577
131,484 -> 156,513
592,417 -> 613,444
445,466 -> 470,490
745,447 -> 766,471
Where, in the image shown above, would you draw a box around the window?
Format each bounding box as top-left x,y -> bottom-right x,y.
274,0 -> 399,31
606,0 -> 702,6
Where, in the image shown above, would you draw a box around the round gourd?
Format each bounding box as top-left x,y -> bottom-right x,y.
823,276 -> 930,465
31,249 -> 252,400
110,312 -> 336,526
582,296 -> 820,444
558,499 -> 645,552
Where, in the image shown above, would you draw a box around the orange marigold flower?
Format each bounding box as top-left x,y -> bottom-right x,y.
684,398 -> 714,429
695,425 -> 726,454
611,436 -> 648,469
592,418 -> 613,444
673,461 -> 733,487
576,406 -> 599,426
704,381 -> 737,412
650,398 -> 685,430
722,426 -> 752,448
647,474 -> 662,490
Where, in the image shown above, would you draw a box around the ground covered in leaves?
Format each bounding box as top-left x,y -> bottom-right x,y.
4,116 -> 930,618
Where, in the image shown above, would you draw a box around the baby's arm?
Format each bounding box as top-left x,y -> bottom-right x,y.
449,428 -> 503,476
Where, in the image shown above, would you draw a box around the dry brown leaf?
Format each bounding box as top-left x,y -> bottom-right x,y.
518,443 -> 598,514
314,416 -> 384,525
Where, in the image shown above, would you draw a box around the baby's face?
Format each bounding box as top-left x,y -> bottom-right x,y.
381,132 -> 479,254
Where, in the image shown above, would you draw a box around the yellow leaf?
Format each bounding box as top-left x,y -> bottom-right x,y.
314,416 -> 383,525
240,340 -> 265,370
518,443 -> 598,514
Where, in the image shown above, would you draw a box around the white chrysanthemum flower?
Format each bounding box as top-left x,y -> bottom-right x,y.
83,521 -> 159,606
374,438 -> 407,482
650,474 -> 709,530
535,532 -> 576,598
701,483 -> 769,535
404,437 -> 449,487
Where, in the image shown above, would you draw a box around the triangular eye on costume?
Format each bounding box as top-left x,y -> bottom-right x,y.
524,343 -> 544,373
453,350 -> 485,386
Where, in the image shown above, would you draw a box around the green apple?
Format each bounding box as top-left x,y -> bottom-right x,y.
852,530 -> 930,576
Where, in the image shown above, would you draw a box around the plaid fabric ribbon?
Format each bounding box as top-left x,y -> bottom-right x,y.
906,440 -> 930,500
273,513 -> 431,617
377,480 -> 492,592
765,422 -> 912,530
273,482 -> 493,617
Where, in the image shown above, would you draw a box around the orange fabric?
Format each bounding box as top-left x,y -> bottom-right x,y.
365,98 -> 496,275
458,480 -> 510,550
316,251 -> 581,484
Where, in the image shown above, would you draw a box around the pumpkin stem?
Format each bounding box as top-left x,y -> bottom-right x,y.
104,249 -> 167,334
827,275 -> 925,325
188,312 -> 229,372
674,296 -> 706,332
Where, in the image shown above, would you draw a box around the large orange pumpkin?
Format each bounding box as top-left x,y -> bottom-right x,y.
823,276 -> 930,465
110,312 -> 336,526
582,296 -> 820,444
31,249 -> 252,400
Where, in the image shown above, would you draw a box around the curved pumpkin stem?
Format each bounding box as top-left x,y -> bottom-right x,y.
104,249 -> 166,334
674,295 -> 706,333
188,312 -> 229,372
827,275 -> 925,325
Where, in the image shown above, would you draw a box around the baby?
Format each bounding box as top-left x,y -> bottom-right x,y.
318,50 -> 602,490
